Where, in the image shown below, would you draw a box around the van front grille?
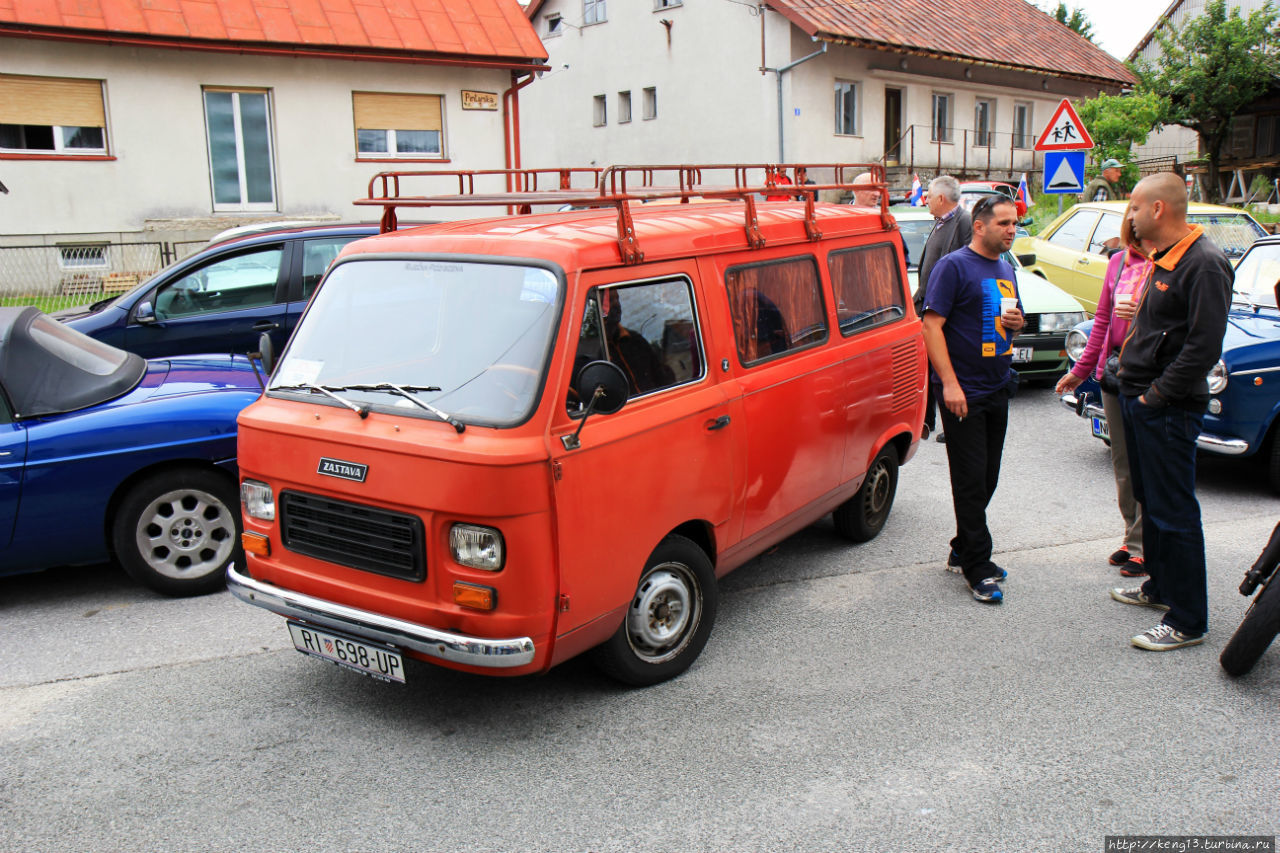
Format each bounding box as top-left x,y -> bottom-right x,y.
280,491 -> 425,582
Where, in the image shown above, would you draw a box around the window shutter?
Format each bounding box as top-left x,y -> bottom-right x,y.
352,92 -> 442,132
0,74 -> 106,127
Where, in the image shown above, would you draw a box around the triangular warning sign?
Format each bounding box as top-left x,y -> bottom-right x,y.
1035,99 -> 1094,151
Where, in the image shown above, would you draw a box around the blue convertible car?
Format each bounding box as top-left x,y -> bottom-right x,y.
1061,234 -> 1280,493
0,307 -> 261,595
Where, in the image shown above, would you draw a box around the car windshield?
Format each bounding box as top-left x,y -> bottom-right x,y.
894,217 -> 934,269
270,259 -> 562,427
1189,213 -> 1267,260
1231,242 -> 1280,309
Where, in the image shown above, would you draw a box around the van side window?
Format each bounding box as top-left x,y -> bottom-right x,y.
828,243 -> 906,335
567,277 -> 704,413
725,256 -> 827,365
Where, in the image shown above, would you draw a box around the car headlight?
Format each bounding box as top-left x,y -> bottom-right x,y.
1207,359 -> 1228,394
450,523 -> 505,571
240,480 -> 275,521
1065,328 -> 1088,363
1038,311 -> 1087,333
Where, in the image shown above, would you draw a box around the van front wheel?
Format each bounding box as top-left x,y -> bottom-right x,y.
833,444 -> 899,543
591,535 -> 717,686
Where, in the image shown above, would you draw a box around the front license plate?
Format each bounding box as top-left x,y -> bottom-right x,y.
287,622 -> 406,683
1091,416 -> 1110,439
1012,347 -> 1034,364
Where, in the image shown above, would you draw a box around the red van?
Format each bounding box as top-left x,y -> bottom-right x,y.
228,164 -> 926,686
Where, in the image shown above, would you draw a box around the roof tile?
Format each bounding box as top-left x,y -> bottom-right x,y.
352,3 -> 400,46
217,0 -> 261,33
141,7 -> 188,34
12,0 -> 62,26
389,14 -> 432,49
178,0 -> 226,36
255,5 -> 298,39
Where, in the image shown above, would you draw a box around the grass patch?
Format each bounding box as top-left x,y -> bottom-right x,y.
0,294 -> 104,315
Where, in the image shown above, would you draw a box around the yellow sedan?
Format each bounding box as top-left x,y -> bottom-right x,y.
1012,201 -> 1266,315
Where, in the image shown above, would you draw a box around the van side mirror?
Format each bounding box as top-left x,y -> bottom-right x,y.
1017,253 -> 1036,268
249,331 -> 276,389
562,360 -> 629,450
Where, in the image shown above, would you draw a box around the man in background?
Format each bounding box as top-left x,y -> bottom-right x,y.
917,175 -> 972,442
1084,159 -> 1126,202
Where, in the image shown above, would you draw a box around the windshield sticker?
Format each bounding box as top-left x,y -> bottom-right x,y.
274,358 -> 324,387
406,262 -> 464,273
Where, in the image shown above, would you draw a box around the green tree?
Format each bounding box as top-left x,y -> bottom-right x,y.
1132,0 -> 1280,202
1074,91 -> 1166,187
1051,2 -> 1096,41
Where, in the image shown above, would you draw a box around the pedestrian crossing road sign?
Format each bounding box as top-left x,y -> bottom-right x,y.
1042,150 -> 1086,195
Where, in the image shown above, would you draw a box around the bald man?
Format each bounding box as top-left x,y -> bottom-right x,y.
1108,172 -> 1232,652
851,172 -> 880,207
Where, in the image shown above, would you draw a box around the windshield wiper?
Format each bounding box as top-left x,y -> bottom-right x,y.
342,383 -> 464,433
270,383 -> 372,419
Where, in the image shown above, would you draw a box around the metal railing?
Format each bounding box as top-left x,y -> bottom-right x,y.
0,242 -> 167,314
882,125 -> 1043,180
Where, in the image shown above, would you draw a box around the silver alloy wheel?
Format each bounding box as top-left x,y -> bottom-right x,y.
133,486 -> 238,580
626,564 -> 702,664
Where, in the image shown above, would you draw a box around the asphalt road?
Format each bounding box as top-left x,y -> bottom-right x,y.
3,385 -> 1279,852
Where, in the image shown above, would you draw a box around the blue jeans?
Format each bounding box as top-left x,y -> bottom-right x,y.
1119,394 -> 1208,635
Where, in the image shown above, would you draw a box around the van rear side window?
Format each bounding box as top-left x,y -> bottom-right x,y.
568,277 -> 704,412
725,256 -> 826,366
828,243 -> 906,335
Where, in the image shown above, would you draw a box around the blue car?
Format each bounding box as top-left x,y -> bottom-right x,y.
56,224 -> 378,359
1061,234 -> 1280,493
0,307 -> 261,595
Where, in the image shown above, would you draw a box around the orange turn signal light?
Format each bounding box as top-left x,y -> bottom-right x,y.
453,581 -> 496,611
241,532 -> 271,557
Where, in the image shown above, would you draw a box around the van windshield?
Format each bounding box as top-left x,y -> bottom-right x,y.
270,258 -> 561,427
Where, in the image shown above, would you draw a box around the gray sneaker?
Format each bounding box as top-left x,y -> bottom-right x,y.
1131,623 -> 1205,651
1109,586 -> 1170,611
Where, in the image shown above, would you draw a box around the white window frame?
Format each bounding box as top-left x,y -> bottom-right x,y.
931,93 -> 953,144
584,0 -> 606,25
618,91 -> 632,124
1013,102 -> 1033,150
203,89 -> 277,213
545,13 -> 562,36
56,244 -> 109,270
642,87 -> 657,121
0,125 -> 107,155
974,99 -> 994,147
653,0 -> 681,8
593,94 -> 607,127
357,128 -> 444,159
834,80 -> 859,136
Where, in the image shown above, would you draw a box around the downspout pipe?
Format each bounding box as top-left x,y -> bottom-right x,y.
503,71 -> 538,188
765,41 -> 827,162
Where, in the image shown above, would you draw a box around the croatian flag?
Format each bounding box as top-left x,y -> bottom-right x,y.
909,174 -> 923,206
1017,173 -> 1032,208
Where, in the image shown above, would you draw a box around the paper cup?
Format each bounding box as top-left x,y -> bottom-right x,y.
1000,297 -> 1018,314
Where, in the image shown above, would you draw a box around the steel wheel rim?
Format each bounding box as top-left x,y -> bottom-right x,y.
626,564 -> 702,664
134,487 -> 237,580
864,459 -> 892,517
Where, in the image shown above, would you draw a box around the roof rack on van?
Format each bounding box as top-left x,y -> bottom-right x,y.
355,163 -> 893,265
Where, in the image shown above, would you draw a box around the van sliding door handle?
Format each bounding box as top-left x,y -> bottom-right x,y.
706,415 -> 731,431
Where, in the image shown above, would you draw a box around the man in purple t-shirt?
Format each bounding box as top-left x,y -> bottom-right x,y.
921,196 -> 1024,603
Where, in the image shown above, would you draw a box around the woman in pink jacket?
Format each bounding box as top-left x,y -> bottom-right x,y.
1055,209 -> 1153,577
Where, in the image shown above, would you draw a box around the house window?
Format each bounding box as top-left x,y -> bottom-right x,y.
584,0 -> 606,25
834,81 -> 858,136
592,95 -> 607,127
1013,102 -> 1033,149
619,91 -> 632,124
203,89 -> 276,211
931,93 -> 952,143
0,74 -> 108,155
57,244 -> 109,270
974,99 -> 994,147
352,92 -> 444,159
546,14 -> 563,36
643,88 -> 657,120
653,0 -> 682,7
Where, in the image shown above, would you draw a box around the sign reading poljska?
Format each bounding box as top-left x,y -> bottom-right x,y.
1034,99 -> 1095,151
1042,151 -> 1087,195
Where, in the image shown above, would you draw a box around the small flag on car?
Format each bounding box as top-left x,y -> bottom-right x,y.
910,174 -> 923,206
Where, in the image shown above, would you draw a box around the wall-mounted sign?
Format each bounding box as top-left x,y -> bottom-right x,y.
462,90 -> 499,111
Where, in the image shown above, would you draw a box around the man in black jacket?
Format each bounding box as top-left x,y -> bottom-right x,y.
917,175 -> 972,440
1109,172 -> 1232,651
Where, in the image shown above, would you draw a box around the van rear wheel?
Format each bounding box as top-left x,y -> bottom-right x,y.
591,534 -> 717,686
833,444 -> 899,543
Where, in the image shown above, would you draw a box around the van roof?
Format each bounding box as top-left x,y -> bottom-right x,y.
339,200 -> 898,270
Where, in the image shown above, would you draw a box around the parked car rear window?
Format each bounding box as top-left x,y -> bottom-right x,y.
1232,242 -> 1280,308
828,243 -> 906,335
725,256 -> 827,366
1190,213 -> 1267,260
568,277 -> 704,411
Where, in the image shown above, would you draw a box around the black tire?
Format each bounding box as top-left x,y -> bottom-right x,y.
833,444 -> 899,543
111,468 -> 242,597
1220,575 -> 1280,677
591,534 -> 717,686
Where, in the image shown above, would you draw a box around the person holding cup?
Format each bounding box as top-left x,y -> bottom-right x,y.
1055,207 -> 1153,578
921,195 -> 1024,603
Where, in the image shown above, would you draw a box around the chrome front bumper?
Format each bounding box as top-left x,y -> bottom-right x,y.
226,565 -> 536,668
1060,393 -> 1250,455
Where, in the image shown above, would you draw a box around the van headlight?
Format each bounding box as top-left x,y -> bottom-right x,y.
1065,328 -> 1088,363
1207,359 -> 1228,394
240,480 -> 275,521
1039,311 -> 1087,333
450,524 -> 505,571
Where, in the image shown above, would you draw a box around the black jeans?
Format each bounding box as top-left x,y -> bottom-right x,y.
1120,394 -> 1208,635
937,385 -> 1010,584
